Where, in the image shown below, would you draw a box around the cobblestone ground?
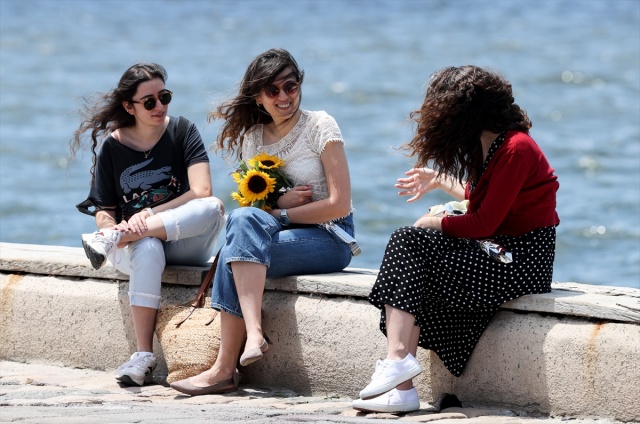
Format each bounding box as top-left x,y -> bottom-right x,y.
0,361 -> 625,424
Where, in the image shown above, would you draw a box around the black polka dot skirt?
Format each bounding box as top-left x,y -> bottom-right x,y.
368,225 -> 556,376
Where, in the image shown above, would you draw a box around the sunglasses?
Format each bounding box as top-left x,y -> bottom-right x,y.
263,81 -> 300,99
131,90 -> 173,111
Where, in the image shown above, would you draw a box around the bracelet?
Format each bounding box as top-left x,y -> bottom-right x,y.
146,207 -> 154,216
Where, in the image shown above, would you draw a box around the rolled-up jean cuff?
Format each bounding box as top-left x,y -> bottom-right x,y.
225,257 -> 268,267
211,302 -> 244,319
158,209 -> 180,241
129,291 -> 162,309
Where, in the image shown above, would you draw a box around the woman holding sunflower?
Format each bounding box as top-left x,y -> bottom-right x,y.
170,48 -> 355,396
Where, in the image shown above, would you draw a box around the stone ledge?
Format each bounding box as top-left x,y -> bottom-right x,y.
1,242 -> 638,323
1,242 -> 639,422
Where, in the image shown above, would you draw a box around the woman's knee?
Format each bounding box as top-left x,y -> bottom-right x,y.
202,197 -> 225,234
227,207 -> 262,226
226,207 -> 274,238
163,197 -> 225,241
190,197 -> 224,228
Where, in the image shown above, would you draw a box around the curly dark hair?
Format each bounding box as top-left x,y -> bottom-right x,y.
404,65 -> 532,185
68,63 -> 168,183
209,48 -> 304,159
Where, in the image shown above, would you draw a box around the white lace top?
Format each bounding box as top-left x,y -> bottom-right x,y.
242,110 -> 351,207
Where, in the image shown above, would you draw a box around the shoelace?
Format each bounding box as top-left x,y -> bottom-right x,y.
370,359 -> 388,379
121,356 -> 154,373
93,232 -> 117,252
116,355 -> 141,371
119,354 -> 153,372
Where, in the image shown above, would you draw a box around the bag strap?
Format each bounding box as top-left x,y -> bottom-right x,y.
174,249 -> 221,328
192,249 -> 220,308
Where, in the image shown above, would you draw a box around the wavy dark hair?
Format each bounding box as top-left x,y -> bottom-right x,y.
68,63 -> 168,183
210,48 -> 304,159
404,65 -> 532,185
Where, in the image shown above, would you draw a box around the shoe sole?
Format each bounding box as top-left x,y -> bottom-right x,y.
352,402 -> 420,413
170,382 -> 239,396
359,363 -> 423,400
81,235 -> 106,270
116,371 -> 154,387
116,375 -> 144,386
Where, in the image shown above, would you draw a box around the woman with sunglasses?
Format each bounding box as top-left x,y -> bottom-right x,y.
352,66 -> 560,413
69,63 -> 225,387
170,48 -> 355,396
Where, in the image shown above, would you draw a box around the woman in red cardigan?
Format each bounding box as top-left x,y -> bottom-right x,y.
353,65 -> 560,413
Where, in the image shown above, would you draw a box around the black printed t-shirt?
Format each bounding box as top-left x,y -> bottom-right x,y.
88,116 -> 208,219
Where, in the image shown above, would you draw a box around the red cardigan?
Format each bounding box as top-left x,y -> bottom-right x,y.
441,131 -> 560,239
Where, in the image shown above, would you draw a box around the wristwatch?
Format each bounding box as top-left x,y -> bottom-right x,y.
279,209 -> 290,226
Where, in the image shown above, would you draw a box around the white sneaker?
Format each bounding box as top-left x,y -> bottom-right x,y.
359,353 -> 423,399
115,352 -> 157,386
353,388 -> 420,413
81,229 -> 121,270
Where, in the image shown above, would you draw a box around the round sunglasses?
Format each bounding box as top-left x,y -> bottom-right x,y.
263,81 -> 299,99
131,90 -> 173,111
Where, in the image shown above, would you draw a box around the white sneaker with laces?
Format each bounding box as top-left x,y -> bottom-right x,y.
352,388 -> 420,413
359,353 -> 423,400
81,229 -> 121,270
115,352 -> 157,386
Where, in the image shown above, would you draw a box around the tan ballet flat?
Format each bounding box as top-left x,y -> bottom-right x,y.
170,369 -> 241,396
239,339 -> 269,366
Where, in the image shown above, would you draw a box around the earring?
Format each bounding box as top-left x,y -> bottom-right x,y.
256,101 -> 261,107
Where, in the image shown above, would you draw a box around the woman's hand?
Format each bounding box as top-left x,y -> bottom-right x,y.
413,213 -> 443,231
277,185 -> 313,209
396,167 -> 440,203
125,210 -> 151,236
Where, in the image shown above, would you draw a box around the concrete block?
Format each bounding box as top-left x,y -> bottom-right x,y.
0,273 -> 130,370
430,311 -> 640,422
0,273 -> 233,381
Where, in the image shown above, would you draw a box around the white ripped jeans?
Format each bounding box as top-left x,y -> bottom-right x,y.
108,197 -> 224,309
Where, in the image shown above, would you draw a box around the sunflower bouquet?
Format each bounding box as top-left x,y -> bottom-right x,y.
231,152 -> 292,210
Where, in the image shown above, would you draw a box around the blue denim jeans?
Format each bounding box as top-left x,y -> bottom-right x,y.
211,207 -> 355,318
110,197 -> 224,309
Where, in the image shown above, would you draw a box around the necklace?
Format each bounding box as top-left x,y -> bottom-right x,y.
143,146 -> 154,158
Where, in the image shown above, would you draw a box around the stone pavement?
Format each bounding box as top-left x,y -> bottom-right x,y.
0,361 -> 625,424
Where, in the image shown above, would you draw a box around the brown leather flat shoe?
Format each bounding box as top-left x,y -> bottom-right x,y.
170,370 -> 241,396
239,339 -> 269,366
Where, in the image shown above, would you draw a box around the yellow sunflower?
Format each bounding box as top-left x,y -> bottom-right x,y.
248,152 -> 284,170
231,191 -> 251,207
231,172 -> 243,184
238,169 -> 276,203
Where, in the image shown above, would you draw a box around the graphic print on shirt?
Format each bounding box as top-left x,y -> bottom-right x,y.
120,158 -> 172,202
120,158 -> 180,219
124,176 -> 179,215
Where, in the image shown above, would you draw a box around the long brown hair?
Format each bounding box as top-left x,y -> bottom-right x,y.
404,65 -> 531,185
69,63 -> 168,183
209,48 -> 304,159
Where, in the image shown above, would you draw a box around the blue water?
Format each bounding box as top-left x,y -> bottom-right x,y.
0,0 -> 638,288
